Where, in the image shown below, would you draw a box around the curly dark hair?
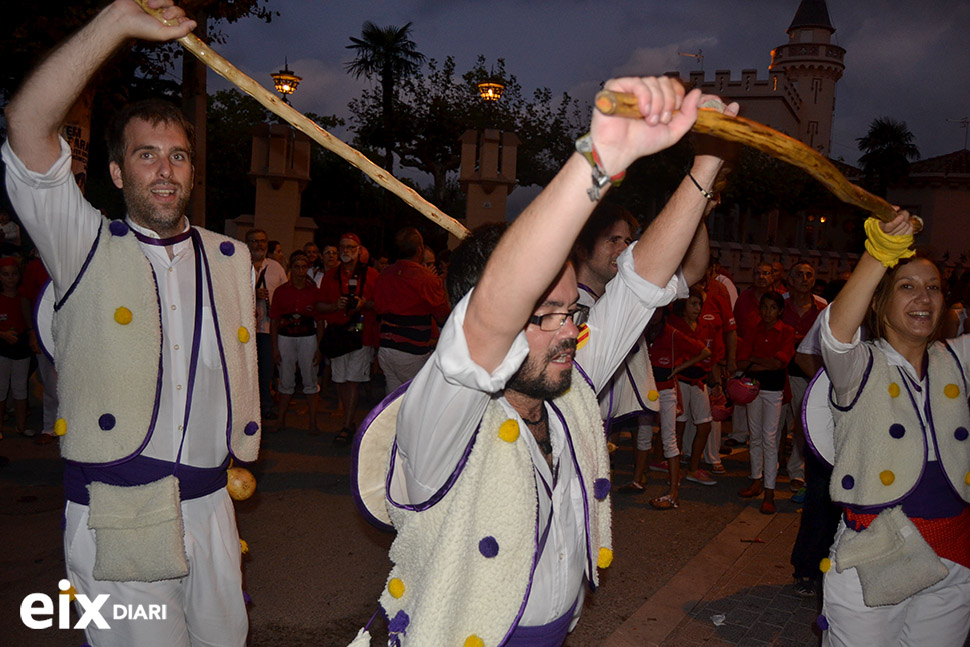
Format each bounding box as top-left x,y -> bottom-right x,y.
445,223 -> 507,307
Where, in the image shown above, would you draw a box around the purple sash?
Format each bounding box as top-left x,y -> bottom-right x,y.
504,596 -> 578,647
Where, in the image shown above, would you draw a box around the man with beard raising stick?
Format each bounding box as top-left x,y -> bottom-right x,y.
365,77 -> 737,645
3,2 -> 259,645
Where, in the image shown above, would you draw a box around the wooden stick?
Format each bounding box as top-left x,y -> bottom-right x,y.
595,90 -> 922,232
134,0 -> 470,240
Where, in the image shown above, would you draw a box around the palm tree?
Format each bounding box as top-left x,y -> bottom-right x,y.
857,117 -> 920,197
346,21 -> 425,173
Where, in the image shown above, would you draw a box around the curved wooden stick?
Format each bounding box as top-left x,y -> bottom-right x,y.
134,0 -> 470,240
595,90 -> 922,232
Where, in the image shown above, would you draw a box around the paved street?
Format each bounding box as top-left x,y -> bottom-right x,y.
3,380 -> 962,646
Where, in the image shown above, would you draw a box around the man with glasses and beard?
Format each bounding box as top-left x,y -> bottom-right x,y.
355,77 -> 737,645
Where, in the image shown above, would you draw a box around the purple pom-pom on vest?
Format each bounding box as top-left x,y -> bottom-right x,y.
98,414 -> 116,430
244,421 -> 259,436
219,241 -> 235,256
841,475 -> 855,490
593,478 -> 611,500
479,536 -> 499,558
109,220 -> 129,237
889,423 -> 905,439
956,427 -> 969,442
816,614 -> 829,630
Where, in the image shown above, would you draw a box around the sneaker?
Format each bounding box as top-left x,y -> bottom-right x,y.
790,478 -> 805,492
648,460 -> 669,473
791,486 -> 807,504
710,462 -> 727,475
686,469 -> 717,486
792,576 -> 816,597
21,428 -> 37,437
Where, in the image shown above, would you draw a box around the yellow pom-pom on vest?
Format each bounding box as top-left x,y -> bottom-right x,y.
240,539 -> 249,555
114,307 -> 132,325
237,327 -> 250,343
647,390 -> 659,402
388,578 -> 405,599
945,383 -> 961,399
888,383 -> 900,398
879,470 -> 895,486
819,557 -> 832,573
54,418 -> 67,436
598,547 -> 613,569
498,419 -> 520,443
464,636 -> 485,647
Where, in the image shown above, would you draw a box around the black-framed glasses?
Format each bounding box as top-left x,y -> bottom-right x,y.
528,304 -> 589,331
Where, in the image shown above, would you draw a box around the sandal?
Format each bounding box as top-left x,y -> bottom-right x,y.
649,494 -> 679,510
618,481 -> 645,494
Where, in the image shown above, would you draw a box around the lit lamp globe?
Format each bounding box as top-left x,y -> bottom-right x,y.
271,59 -> 302,104
477,78 -> 505,102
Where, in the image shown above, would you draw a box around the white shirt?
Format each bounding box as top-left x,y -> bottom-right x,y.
3,137 -> 230,468
393,242 -> 685,625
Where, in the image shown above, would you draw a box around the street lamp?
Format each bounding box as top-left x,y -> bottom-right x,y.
477,78 -> 505,102
271,58 -> 302,104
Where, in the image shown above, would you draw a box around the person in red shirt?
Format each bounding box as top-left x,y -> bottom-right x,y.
669,288 -> 719,486
643,307 -> 711,509
781,262 -> 827,492
319,233 -> 380,443
270,251 -> 324,435
0,257 -> 33,439
736,291 -> 796,514
374,228 -> 450,396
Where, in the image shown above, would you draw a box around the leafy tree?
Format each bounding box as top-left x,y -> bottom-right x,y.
857,117 -> 920,197
345,21 -> 425,173
348,55 -> 585,214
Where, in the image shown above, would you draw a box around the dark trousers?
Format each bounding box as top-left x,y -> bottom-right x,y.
256,332 -> 274,413
790,448 -> 843,578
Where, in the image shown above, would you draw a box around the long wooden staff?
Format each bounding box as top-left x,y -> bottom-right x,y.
595,90 -> 922,231
134,0 -> 470,240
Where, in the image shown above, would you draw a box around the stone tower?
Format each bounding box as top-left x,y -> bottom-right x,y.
769,0 -> 845,155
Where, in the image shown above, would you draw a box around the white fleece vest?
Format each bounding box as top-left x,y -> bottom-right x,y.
53,219 -> 261,465
379,370 -> 613,646
829,342 -> 970,507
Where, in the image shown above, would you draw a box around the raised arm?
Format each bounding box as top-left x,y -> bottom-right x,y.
828,210 -> 913,343
4,0 -> 195,172
465,76 -> 705,372
633,98 -> 739,287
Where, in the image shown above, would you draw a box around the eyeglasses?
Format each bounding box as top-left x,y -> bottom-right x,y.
528,304 -> 589,331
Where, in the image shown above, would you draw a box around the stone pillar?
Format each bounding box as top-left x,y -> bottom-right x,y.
229,123 -> 317,250
459,128 -> 519,233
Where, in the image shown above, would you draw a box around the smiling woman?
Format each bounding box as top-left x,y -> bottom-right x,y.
816,211 -> 970,647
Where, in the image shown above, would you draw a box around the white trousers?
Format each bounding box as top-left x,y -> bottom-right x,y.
277,334 -> 320,395
746,389 -> 783,489
786,375 -> 809,482
378,346 -> 430,395
657,387 -> 680,458
64,488 -> 247,647
822,520 -> 970,647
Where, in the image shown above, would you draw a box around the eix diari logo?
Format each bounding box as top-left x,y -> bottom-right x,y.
21,579 -> 167,630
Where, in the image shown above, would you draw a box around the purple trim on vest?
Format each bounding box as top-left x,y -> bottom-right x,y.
846,461 -> 967,520
351,380 -> 411,532
577,283 -> 599,301
172,234 -> 206,473
384,419 -> 480,513
63,455 -> 230,505
572,361 -> 594,391
942,340 -> 968,394
550,400 -> 597,592
33,279 -> 54,364
130,228 -> 193,247
195,231 -> 240,459
504,596 -> 578,647
802,366 -> 832,467
827,346 -> 874,413
54,220 -> 104,312
500,484 -> 552,647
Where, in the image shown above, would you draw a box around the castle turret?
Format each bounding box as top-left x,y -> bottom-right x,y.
770,0 -> 845,155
